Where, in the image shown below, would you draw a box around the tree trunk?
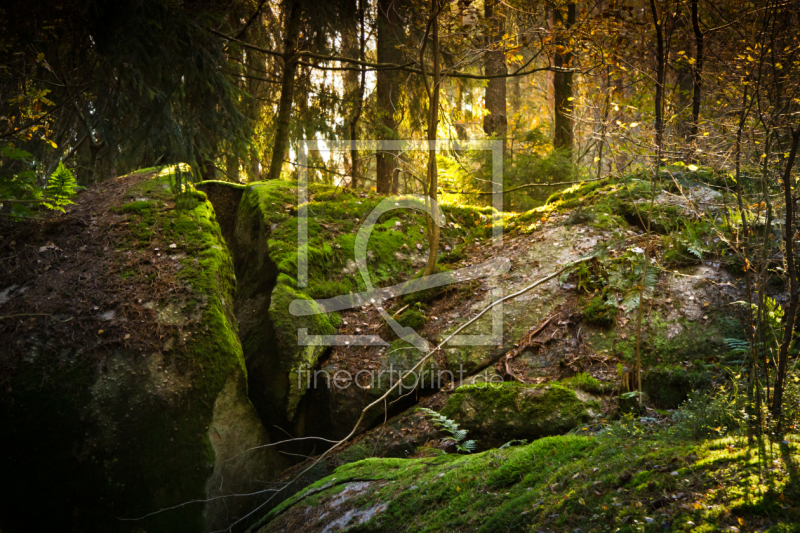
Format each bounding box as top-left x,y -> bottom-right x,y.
455,79 -> 468,141
348,0 -> 367,189
266,0 -> 302,181
423,0 -> 442,277
772,125 -> 800,428
689,0 -> 704,146
483,0 -> 507,138
650,0 -> 665,154
552,3 -> 575,156
376,0 -> 405,193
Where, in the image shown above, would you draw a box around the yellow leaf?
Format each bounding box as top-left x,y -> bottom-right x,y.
579,498 -> 586,505
630,122 -> 639,128
37,52 -> 44,62
48,140 -> 58,149
703,132 -> 709,136
688,164 -> 699,171
98,329 -> 104,334
456,486 -> 461,492
738,518 -> 745,525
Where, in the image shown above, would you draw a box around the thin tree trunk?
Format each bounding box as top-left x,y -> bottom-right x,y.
651,0 -> 665,154
376,0 -> 405,193
483,0 -> 507,139
349,0 -> 367,189
772,124 -> 800,428
267,0 -> 302,181
635,0 -> 667,403
596,69 -> 611,180
455,79 -> 467,141
552,3 -> 576,156
689,0 -> 704,146
423,0 -> 442,277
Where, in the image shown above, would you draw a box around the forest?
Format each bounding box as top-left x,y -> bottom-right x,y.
1,0 -> 800,531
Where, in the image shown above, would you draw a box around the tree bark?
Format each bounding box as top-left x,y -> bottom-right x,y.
689,0 -> 704,145
552,3 -> 575,156
650,0 -> 665,154
376,0 -> 405,193
348,0 -> 367,189
483,0 -> 507,138
423,0 -> 442,277
772,125 -> 800,428
267,0 -> 302,181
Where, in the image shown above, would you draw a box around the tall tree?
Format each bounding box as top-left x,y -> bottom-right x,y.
266,0 -> 303,181
689,0 -> 704,146
422,0 -> 443,277
483,0 -> 507,139
551,1 -> 575,156
346,0 -> 367,188
375,0 -> 406,193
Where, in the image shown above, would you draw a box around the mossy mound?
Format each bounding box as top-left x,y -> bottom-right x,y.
0,168 -> 285,532
643,366 -> 713,409
254,432 -> 800,533
440,382 -> 599,449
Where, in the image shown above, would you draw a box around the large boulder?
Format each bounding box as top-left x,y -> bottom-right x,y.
0,169 -> 286,532
440,382 -> 600,449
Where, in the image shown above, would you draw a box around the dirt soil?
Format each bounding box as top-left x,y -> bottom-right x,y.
0,170 -> 194,395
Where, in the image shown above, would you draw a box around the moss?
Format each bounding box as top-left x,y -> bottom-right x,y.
439,382 -> 595,448
642,366 -> 712,409
115,199 -> 157,214
582,293 -> 618,327
195,179 -> 248,190
396,308 -> 426,330
3,167 -> 256,531
234,181 -> 494,426
257,433 -> 800,533
562,372 -> 614,395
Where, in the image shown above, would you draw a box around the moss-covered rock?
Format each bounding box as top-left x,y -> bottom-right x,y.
0,168 -> 286,532
642,365 -> 712,409
253,433 -> 800,533
231,181 -> 491,437
440,382 -> 599,449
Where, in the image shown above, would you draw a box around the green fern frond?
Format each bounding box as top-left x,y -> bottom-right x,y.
418,407 -> 476,453
44,162 -> 79,212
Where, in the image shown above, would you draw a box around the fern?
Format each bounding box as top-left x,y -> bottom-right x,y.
621,293 -> 640,312
724,338 -> 749,354
418,407 -> 477,453
44,162 -> 79,212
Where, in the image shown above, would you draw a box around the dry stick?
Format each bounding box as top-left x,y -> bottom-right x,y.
217,255 -> 595,532
500,315 -> 554,381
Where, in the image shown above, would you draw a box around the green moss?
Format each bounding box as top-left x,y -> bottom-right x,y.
3,167 -> 252,532
439,382 -> 595,448
643,366 -> 712,409
562,372 -> 614,395
234,181 -> 495,424
582,293 -> 618,327
396,308 -> 426,330
195,179 -> 248,190
257,433 -> 800,533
